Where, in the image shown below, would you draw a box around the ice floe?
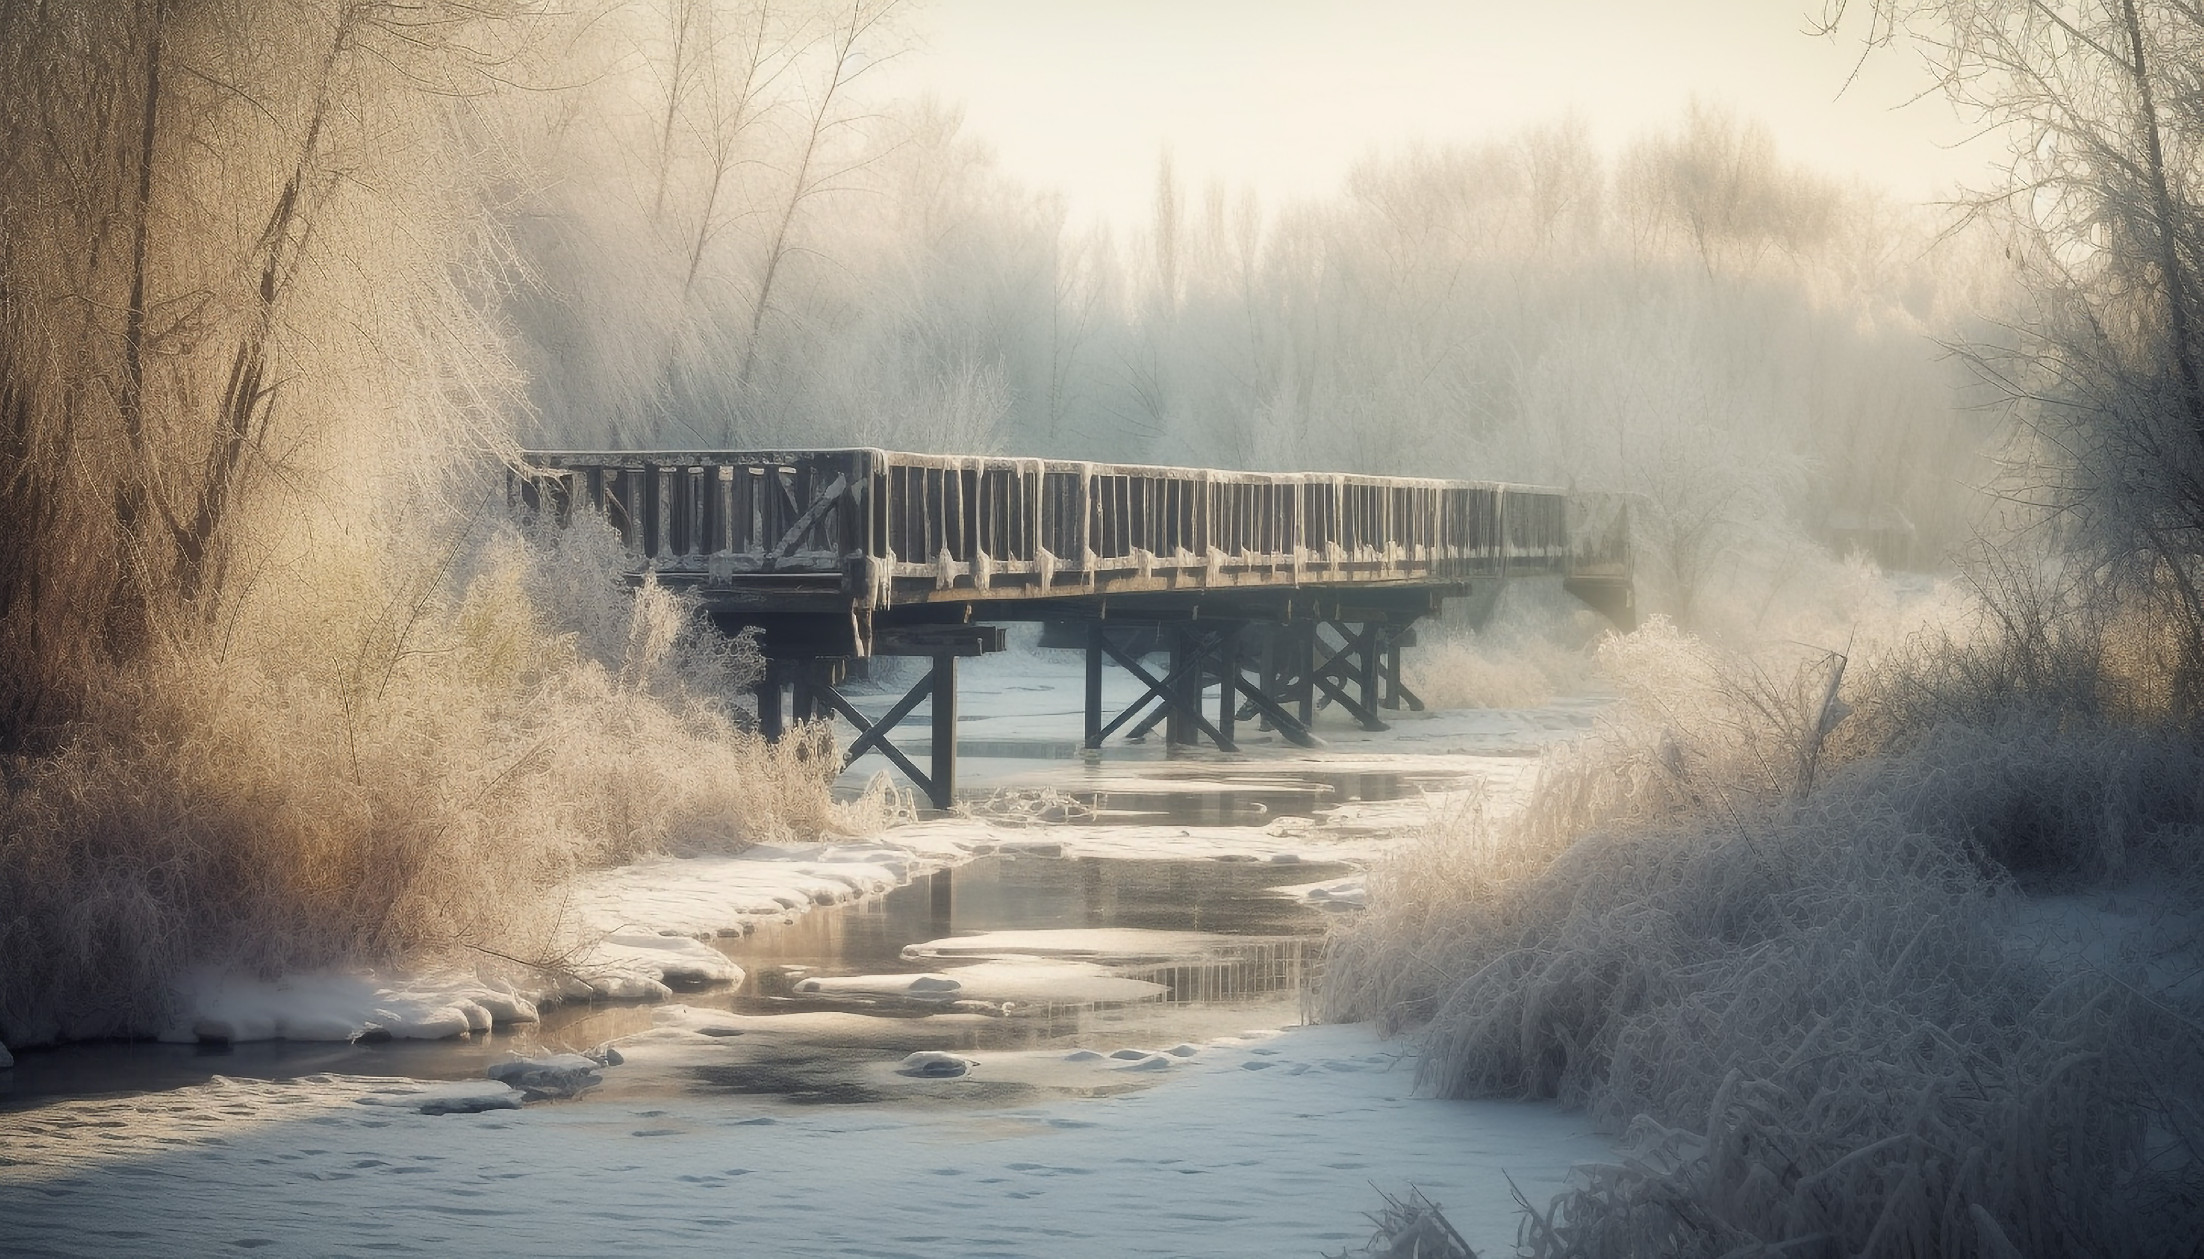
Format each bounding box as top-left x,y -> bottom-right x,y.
895,1050 -> 977,1078
486,1052 -> 606,1101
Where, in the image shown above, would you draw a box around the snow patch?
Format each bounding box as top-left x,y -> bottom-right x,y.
575,932 -> 742,1001
163,970 -> 542,1045
904,927 -> 1254,966
351,1078 -> 524,1116
794,973 -> 965,1002
486,1053 -> 605,1101
896,1050 -> 977,1078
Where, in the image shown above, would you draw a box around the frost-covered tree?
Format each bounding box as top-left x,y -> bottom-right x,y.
0,0 -> 524,750
1836,0 -> 2204,707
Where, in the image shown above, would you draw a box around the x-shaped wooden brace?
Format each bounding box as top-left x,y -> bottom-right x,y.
1227,670 -> 1323,748
1091,629 -> 1239,751
805,665 -> 942,801
1309,623 -> 1388,731
1096,627 -> 1322,750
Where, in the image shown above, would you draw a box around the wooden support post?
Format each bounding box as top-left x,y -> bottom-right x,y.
1091,630 -> 1237,752
1085,620 -> 1105,750
1381,626 -> 1426,712
804,648 -> 970,811
791,665 -> 816,723
1216,625 -> 1238,747
1380,627 -> 1402,710
930,651 -> 958,808
1294,622 -> 1316,726
1229,672 -> 1324,749
1356,621 -> 1381,717
757,660 -> 785,741
1125,698 -> 1168,742
1166,625 -> 1194,747
1254,628 -> 1279,730
1310,622 -> 1389,731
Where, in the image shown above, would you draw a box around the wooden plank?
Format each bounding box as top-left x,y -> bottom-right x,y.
520,446 -> 1619,617
769,473 -> 849,560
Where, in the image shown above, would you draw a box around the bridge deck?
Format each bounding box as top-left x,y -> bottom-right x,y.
516,448 -> 1632,650
515,447 -> 1634,806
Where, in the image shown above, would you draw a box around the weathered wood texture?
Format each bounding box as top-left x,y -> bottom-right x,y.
514,448 -> 1629,609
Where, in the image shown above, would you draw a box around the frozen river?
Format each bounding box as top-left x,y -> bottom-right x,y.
0,648 -> 1615,1258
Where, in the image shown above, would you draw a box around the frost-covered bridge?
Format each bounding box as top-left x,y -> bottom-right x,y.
516,449 -> 1634,807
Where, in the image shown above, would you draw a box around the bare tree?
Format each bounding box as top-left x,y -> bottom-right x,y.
1831,0 -> 2204,709
731,0 -> 900,419
669,0 -> 789,303
0,0 -> 526,749
1618,101 -> 1834,278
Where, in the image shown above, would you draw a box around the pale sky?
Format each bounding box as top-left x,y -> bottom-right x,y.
871,0 -> 1996,231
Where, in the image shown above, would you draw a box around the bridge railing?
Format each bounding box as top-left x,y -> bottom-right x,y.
515,449 -> 1617,605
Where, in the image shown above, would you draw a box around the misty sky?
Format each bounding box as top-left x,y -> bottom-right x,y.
874,0 -> 1993,229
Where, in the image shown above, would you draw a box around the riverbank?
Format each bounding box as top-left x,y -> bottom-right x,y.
1,659 -> 1620,1256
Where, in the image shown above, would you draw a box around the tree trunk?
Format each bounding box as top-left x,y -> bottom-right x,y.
2118,0 -> 2204,442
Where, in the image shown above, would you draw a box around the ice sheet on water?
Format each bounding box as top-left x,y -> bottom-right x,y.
157,932 -> 735,1046
794,972 -> 965,1001
570,843 -> 970,940
796,962 -> 1165,1006
896,1051 -> 976,1078
1279,875 -> 1368,910
903,927 -> 1255,966
352,1078 -> 524,1115
486,1053 -> 604,1101
576,932 -> 743,1001
0,1021 -> 1613,1259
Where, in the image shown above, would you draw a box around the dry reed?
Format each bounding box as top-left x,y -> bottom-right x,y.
1326,617 -> 2204,1257
0,516 -> 844,1045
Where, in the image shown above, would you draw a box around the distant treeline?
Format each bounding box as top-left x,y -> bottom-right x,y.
505,11 -> 2009,621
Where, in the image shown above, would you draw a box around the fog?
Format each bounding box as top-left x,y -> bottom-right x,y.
506,2 -> 2008,626
5,2 -> 2201,1255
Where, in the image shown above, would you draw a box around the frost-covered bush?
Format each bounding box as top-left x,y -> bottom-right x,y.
1406,580 -> 1605,711
1844,544 -> 2204,741
1326,620 -> 2204,1256
0,514 -> 844,1046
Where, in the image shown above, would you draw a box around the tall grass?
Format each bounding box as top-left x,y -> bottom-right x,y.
0,516 -> 841,1046
1326,613 -> 2204,1256
0,3 -> 864,1048
1405,580 -> 1605,711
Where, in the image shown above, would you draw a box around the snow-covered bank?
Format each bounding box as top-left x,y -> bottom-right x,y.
129,649 -> 1594,1051
142,797 -> 1442,1051
159,929 -> 742,1045
0,1021 -> 1609,1258
1328,684 -> 2204,1254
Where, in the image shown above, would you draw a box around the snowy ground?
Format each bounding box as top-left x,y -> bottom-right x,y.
0,1020 -> 1608,1258
0,646 -> 1618,1257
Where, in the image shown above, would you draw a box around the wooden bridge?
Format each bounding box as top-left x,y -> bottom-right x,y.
517,448 -> 1634,807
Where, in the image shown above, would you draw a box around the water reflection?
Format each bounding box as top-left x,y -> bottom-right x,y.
3,841 -> 1362,1113
713,854 -> 1340,1026
657,854 -> 1343,1104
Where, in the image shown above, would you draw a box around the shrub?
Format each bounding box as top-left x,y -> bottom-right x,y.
1326,620 -> 2204,1256
0,515 -> 842,1045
